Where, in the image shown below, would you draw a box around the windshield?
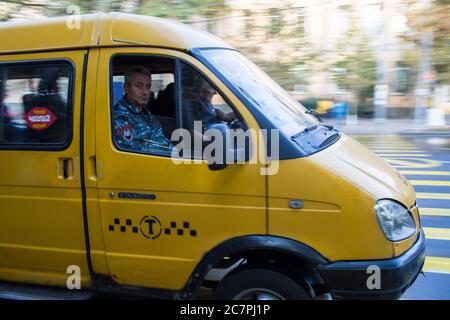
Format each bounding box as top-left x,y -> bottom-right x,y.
199,49 -> 318,138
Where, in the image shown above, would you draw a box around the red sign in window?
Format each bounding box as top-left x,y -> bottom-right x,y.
23,107 -> 57,131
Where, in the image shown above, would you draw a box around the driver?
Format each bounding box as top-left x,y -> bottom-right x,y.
182,76 -> 236,134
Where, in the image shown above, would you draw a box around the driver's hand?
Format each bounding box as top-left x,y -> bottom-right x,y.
223,112 -> 237,122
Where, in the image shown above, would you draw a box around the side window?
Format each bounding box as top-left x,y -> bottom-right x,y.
180,62 -> 243,134
0,62 -> 72,148
111,56 -> 175,156
110,55 -> 246,159
180,62 -> 245,159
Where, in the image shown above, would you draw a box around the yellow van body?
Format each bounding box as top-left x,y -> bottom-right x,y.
0,13 -> 425,300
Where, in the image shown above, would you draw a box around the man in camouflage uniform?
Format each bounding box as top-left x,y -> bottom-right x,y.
113,65 -> 172,154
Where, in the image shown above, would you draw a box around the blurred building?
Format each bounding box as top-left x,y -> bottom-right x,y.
1,0 -> 448,121
188,0 -> 448,121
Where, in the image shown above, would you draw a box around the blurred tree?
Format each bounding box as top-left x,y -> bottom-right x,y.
268,7 -> 283,37
0,0 -> 324,98
285,5 -> 320,93
0,0 -> 225,20
331,8 -> 376,116
394,46 -> 420,99
403,0 -> 450,84
0,0 -> 123,19
136,0 -> 227,22
234,3 -> 319,92
428,0 -> 450,84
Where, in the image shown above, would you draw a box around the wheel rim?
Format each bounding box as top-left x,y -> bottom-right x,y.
233,288 -> 286,300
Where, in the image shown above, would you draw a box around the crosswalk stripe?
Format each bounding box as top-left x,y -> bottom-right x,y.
364,141 -> 415,143
377,154 -> 430,157
400,170 -> 450,176
361,140 -> 412,142
364,144 -> 415,147
353,134 -> 405,140
417,193 -> 450,200
369,149 -> 423,153
423,227 -> 450,241
358,136 -> 409,139
367,146 -> 420,149
368,147 -> 417,150
419,208 -> 450,217
369,147 -> 419,150
423,256 -> 450,274
363,141 -> 413,143
410,180 -> 450,186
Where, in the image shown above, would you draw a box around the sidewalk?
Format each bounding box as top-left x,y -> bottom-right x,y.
324,118 -> 450,136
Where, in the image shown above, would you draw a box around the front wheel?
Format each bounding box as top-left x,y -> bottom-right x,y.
212,269 -> 312,300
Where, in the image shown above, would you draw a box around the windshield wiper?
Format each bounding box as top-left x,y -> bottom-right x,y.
291,124 -> 341,153
305,109 -> 322,122
291,125 -> 318,139
291,124 -> 337,140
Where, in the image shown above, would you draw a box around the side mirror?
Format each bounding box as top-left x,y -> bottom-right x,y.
204,123 -> 250,171
208,161 -> 227,171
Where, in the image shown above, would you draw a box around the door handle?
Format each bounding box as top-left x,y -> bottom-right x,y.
58,158 -> 73,179
88,156 -> 97,180
62,158 -> 69,179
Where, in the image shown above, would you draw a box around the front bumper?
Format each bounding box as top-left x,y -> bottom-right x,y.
318,229 -> 426,300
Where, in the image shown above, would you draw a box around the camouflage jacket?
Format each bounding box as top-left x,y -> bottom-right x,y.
113,97 -> 172,154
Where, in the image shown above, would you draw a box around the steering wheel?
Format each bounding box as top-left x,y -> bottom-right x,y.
227,118 -> 242,129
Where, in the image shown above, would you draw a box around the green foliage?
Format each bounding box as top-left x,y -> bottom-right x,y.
137,0 -> 226,21
0,0 -> 226,21
403,0 -> 450,85
268,8 -> 283,37
236,4 -> 318,91
331,8 -> 376,113
0,0 -> 122,18
430,19 -> 450,84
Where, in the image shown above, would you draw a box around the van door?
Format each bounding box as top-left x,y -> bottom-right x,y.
0,50 -> 90,287
95,47 -> 266,290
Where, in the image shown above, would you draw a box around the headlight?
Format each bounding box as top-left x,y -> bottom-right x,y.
375,199 -> 416,241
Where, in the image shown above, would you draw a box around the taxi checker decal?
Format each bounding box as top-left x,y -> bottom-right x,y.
23,107 -> 57,130
108,216 -> 197,240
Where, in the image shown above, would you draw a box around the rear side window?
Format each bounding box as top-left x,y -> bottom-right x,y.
0,61 -> 73,149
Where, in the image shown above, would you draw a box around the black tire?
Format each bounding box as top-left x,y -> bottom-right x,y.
212,269 -> 312,300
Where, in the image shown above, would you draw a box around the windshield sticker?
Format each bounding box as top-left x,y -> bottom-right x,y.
23,107 -> 57,131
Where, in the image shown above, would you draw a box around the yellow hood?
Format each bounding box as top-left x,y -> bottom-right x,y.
312,134 -> 416,208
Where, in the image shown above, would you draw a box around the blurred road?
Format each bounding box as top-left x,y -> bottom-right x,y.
352,134 -> 450,300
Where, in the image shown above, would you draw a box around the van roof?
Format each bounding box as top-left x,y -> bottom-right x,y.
0,12 -> 232,54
